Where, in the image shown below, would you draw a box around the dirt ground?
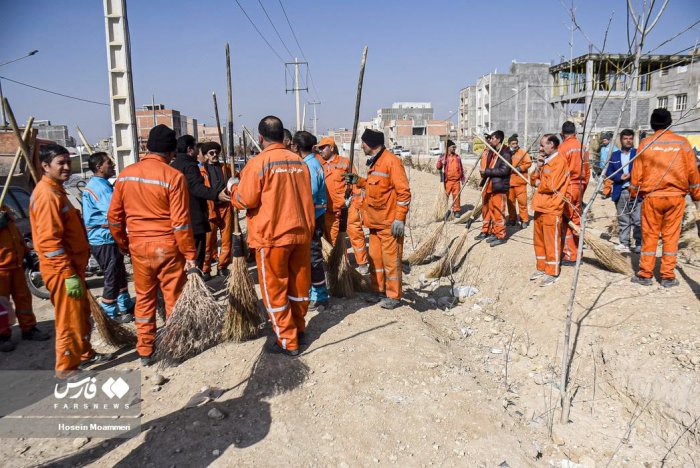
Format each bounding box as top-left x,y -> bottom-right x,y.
1,161 -> 699,467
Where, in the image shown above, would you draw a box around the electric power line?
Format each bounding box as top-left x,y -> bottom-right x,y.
276,0 -> 321,100
257,0 -> 295,59
0,75 -> 109,106
233,0 -> 285,63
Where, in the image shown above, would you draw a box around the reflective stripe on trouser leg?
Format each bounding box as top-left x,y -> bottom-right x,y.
659,197 -> 684,280
368,229 -> 385,293
288,242 -> 311,334
533,213 -> 546,272
541,213 -> 561,277
638,197 -> 663,279
378,228 -> 403,299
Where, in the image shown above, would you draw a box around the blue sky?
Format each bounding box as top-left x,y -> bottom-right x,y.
1,0 -> 698,142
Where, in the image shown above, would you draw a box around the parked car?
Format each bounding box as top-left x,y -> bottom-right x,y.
429,147 -> 443,156
400,149 -> 412,158
391,146 -> 404,154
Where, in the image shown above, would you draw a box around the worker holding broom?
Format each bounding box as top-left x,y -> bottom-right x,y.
435,140 -> 465,217
343,128 -> 411,309
476,131 -> 512,247
531,134 -> 570,287
0,204 -> 50,352
316,137 -> 369,274
229,116 -> 314,356
200,141 -> 233,278
30,144 -> 112,377
630,108 -> 700,288
559,121 -> 591,266
108,125 -> 198,366
506,134 -> 532,229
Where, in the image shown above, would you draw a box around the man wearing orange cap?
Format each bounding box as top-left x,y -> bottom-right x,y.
316,136 -> 369,273
30,144 -> 111,377
343,129 -> 411,309
436,140 -> 464,217
109,125 -> 198,365
630,109 -> 700,287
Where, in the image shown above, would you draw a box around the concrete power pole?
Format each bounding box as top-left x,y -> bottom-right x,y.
524,79 -> 529,146
286,59 -> 308,132
103,0 -> 139,173
308,101 -> 320,135
302,102 -> 307,131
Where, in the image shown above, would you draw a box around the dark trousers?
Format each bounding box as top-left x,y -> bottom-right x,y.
194,233 -> 207,270
91,243 -> 128,301
310,216 -> 326,288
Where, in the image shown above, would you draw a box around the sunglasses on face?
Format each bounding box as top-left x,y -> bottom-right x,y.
207,150 -> 219,156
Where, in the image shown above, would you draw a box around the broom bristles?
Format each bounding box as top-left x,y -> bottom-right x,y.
328,232 -> 354,297
432,190 -> 450,223
455,202 -> 483,224
427,230 -> 469,278
582,230 -> 633,274
405,222 -> 445,265
154,273 -> 224,367
88,292 -> 136,348
222,256 -> 262,342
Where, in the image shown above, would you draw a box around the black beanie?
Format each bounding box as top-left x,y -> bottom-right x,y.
447,139 -> 455,148
147,124 -> 177,153
650,108 -> 672,131
508,133 -> 518,143
361,128 -> 384,148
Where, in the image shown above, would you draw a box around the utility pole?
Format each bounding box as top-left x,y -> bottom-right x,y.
308,100 -> 321,135
302,102 -> 307,131
285,58 -> 308,132
151,94 -> 156,127
524,79 -> 529,146
0,79 -> 6,128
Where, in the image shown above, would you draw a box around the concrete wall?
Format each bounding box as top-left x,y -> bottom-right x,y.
648,61 -> 700,134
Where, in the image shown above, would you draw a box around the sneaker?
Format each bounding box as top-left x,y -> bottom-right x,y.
21,326 -> 51,341
79,352 -> 115,369
489,238 -> 507,247
357,264 -> 370,275
218,267 -> 230,277
0,336 -> 16,352
485,234 -> 497,243
630,275 -> 653,286
474,233 -> 488,240
265,341 -> 300,357
561,260 -> 577,267
379,297 -> 401,309
660,278 -> 679,288
520,220 -> 530,229
632,245 -> 641,254
309,301 -> 328,311
540,275 -> 559,287
506,219 -> 517,227
614,243 -> 631,253
115,313 -> 134,324
529,270 -> 545,281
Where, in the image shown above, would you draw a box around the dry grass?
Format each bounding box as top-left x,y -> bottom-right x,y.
427,230 -> 469,278
405,222 -> 445,265
154,273 -> 224,367
221,254 -> 262,343
87,292 -> 136,348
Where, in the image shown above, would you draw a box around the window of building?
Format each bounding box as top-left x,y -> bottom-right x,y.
660,68 -> 669,76
677,65 -> 688,74
675,94 -> 687,111
657,96 -> 668,109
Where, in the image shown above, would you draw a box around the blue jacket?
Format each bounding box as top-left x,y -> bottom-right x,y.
82,176 -> 115,245
605,148 -> 637,203
303,153 -> 327,219
599,143 -> 618,169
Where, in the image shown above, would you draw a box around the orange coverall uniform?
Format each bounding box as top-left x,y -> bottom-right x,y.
108,153 -> 197,358
355,149 -> 411,299
531,152 -> 570,277
436,153 -> 465,214
630,130 -> 700,280
507,148 -> 532,223
201,164 -> 233,274
0,210 -> 37,338
480,148 -> 509,240
559,135 -> 590,261
29,176 -> 94,375
231,143 -> 314,352
320,153 -> 368,266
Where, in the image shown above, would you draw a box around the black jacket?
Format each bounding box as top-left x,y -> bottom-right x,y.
171,153 -> 220,235
480,146 -> 512,193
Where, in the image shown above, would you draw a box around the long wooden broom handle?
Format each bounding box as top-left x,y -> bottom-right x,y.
347,46 -> 368,174
4,98 -> 39,184
0,117 -> 34,207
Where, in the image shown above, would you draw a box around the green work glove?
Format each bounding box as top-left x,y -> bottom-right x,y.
65,275 -> 85,299
342,172 -> 359,184
391,220 -> 405,238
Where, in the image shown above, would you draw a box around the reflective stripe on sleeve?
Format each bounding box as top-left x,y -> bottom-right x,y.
173,224 -> 190,232
117,176 -> 171,189
397,201 -> 410,206
372,171 -> 389,178
45,248 -> 65,258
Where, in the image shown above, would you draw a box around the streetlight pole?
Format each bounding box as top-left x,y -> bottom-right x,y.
0,50 -> 39,128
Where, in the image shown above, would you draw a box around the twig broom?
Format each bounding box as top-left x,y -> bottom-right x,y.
87,292 -> 136,348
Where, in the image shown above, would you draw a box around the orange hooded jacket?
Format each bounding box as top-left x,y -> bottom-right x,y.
356,148 -> 411,229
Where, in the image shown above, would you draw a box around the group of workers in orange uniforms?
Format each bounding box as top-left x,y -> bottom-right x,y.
506,134 -> 532,229
343,129 -> 412,309
315,137 -> 369,273
436,140 -> 465,217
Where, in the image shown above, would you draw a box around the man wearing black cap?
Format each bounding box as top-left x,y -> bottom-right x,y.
108,124 -> 198,366
171,135 -> 231,272
343,129 -> 411,309
629,109 -> 700,288
436,140 -> 464,216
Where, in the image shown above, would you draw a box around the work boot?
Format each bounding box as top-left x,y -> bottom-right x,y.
379,297 -> 401,310
485,234 -> 498,243
506,219 -> 516,227
489,238 -> 507,247
298,331 -> 308,346
218,267 -> 230,277
357,264 -> 370,275
265,341 -> 300,357
79,352 -> 115,369
632,245 -> 641,254
309,301 -> 328,312
140,355 -> 154,367
0,336 -> 16,353
540,275 -> 559,287
474,233 -> 488,240
529,270 -> 545,281
561,259 -> 577,267
521,220 -> 529,229
363,293 -> 383,304
660,278 -> 679,288
21,326 -> 51,341
630,275 -> 653,286
115,313 -> 134,324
